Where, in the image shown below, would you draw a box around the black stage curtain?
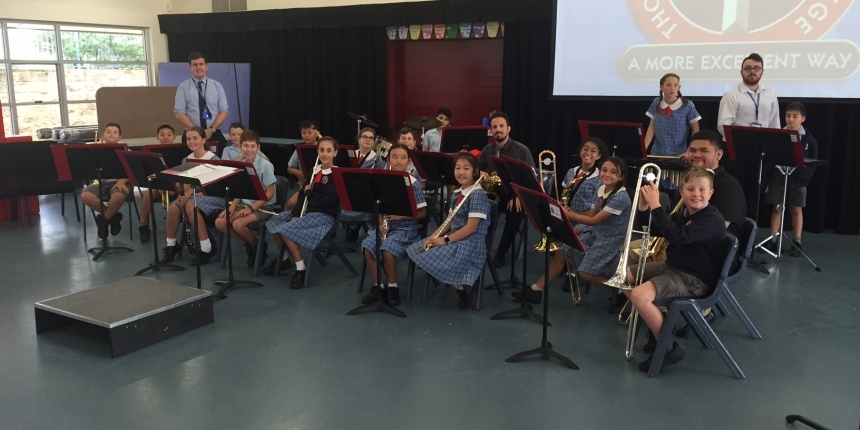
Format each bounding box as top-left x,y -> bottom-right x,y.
502,20 -> 860,235
166,28 -> 387,146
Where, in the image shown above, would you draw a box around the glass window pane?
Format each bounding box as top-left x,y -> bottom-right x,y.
67,102 -> 97,126
0,65 -> 8,104
12,65 -> 59,103
60,31 -> 145,62
2,105 -> 11,136
7,23 -> 57,61
64,64 -> 147,101
15,104 -> 61,139
0,30 -> 5,60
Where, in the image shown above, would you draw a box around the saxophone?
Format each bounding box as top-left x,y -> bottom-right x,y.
423,182 -> 480,251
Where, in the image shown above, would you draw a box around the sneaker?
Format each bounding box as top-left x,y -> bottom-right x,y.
457,288 -> 471,309
638,342 -> 685,373
511,288 -> 542,304
109,212 -> 123,236
643,330 -> 657,354
493,252 -> 506,269
263,258 -> 293,276
289,270 -> 307,289
159,243 -> 182,264
139,225 -> 151,244
96,214 -> 109,240
387,287 -> 400,307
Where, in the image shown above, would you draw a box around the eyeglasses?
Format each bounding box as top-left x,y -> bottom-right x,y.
743,66 -> 763,72
359,135 -> 375,140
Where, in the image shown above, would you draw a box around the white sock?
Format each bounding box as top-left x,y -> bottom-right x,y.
455,284 -> 465,290
281,252 -> 291,262
295,260 -> 306,271
388,283 -> 398,289
166,238 -> 177,247
531,283 -> 542,292
199,239 -> 212,253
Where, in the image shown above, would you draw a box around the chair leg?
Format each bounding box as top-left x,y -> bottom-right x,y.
82,196 -> 88,241
253,226 -> 265,277
485,257 -> 503,295
74,193 -> 81,222
61,192 -> 66,216
305,249 -> 316,288
680,311 -> 712,349
128,200 -> 135,240
220,232 -> 229,269
722,288 -> 763,339
327,237 -> 358,276
21,196 -> 32,227
715,297 -> 731,317
358,256 -> 367,293
406,261 -> 415,301
474,270 -> 484,311
694,313 -> 746,379
422,272 -> 431,302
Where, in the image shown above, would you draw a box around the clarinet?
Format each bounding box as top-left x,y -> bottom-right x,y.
180,186 -> 196,254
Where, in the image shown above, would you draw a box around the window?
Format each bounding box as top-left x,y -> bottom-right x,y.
0,21 -> 149,138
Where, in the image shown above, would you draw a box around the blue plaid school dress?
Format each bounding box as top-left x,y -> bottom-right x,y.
562,185 -> 631,278
340,150 -> 388,222
645,97 -> 702,156
176,152 -> 225,215
561,168 -> 600,234
406,185 -> 490,285
363,177 -> 426,259
266,212 -> 334,249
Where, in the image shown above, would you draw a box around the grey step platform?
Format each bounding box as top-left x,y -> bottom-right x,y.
35,277 -> 213,358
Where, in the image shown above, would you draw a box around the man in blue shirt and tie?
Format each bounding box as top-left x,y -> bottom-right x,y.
174,51 -> 229,154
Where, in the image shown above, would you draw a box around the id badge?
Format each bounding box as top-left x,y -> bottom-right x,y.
202,107 -> 213,121
751,122 -> 763,128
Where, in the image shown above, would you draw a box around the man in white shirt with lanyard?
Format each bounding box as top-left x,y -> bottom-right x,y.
174,51 -> 229,155
717,52 -> 780,137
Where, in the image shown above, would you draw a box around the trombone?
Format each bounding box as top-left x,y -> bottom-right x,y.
533,150 -> 560,253
603,162 -> 661,360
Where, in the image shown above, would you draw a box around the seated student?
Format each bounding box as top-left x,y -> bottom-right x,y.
360,144 -> 427,307
624,167 -> 726,373
514,157 -> 631,304
342,127 -> 389,242
421,108 -> 451,153
286,120 -> 322,211
137,124 -> 177,243
763,102 -> 818,256
397,127 -> 423,184
80,122 -> 132,240
406,152 -> 491,309
159,126 -> 223,265
264,137 -> 340,288
215,129 -> 277,268
562,137 -> 609,232
221,122 -> 269,162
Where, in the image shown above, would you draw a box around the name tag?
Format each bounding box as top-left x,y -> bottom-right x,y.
751,122 -> 763,128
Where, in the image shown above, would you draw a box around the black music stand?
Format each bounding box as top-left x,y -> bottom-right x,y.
117,151 -> 185,276
61,144 -> 134,261
142,144 -> 188,168
489,155 -> 546,325
578,120 -> 647,158
441,126 -> 490,153
334,168 -> 418,319
725,126 -> 821,271
410,150 -> 456,224
506,184 -> 581,370
296,144 -> 357,175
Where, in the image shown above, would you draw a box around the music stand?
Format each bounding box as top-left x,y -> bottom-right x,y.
142,144 -> 189,169
578,120 -> 647,158
57,144 -> 134,261
410,150 -> 456,224
506,184 -> 581,370
296,144 -> 357,176
725,126 -> 822,271
489,155 -> 546,325
117,151 -> 186,276
334,168 -> 418,319
440,126 -> 490,153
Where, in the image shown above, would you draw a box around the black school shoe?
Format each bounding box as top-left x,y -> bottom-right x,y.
790,240 -> 803,257
644,330 -> 657,355
457,288 -> 471,309
109,212 -> 123,236
346,225 -> 360,243
263,257 -> 294,276
96,214 -> 109,239
289,270 -> 307,289
638,341 -> 685,373
511,288 -> 542,304
361,285 -> 388,305
159,243 -> 183,264
387,287 -> 400,307
493,252 -> 506,268
139,225 -> 151,243
190,247 -> 217,266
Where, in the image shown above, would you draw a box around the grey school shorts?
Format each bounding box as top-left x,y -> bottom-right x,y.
628,262 -> 711,300
766,171 -> 806,208
235,203 -> 274,222
82,183 -> 132,201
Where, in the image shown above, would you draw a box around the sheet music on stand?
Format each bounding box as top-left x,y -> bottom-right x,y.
161,162 -> 241,188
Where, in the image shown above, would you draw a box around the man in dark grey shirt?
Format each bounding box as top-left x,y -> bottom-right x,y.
479,111 -> 536,267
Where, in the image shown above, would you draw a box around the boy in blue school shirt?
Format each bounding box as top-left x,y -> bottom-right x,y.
215,129 -> 277,267
762,102 -> 818,256
222,122 -> 268,161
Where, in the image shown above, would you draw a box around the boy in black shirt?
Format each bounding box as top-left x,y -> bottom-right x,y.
625,167 -> 727,373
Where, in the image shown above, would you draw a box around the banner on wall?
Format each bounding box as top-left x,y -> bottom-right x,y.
386,22 -> 505,41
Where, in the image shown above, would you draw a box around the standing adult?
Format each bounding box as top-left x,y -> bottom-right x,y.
717,53 -> 779,216
478,111 -> 536,268
174,51 -> 229,155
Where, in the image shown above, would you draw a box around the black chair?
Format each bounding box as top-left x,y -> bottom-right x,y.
250,176 -> 290,276
717,217 -> 763,339
84,184 -> 138,241
3,142 -> 78,225
272,212 -> 358,288
421,200 -> 501,311
648,234 -> 743,378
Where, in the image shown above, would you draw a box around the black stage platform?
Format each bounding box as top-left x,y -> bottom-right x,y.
34,277 -> 214,358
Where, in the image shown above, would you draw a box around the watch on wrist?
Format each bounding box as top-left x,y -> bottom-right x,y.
444,235 -> 451,243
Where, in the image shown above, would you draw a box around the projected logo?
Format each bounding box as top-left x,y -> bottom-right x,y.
620,0 -> 860,82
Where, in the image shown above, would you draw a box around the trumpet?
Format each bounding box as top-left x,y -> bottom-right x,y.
603,163 -> 661,360
299,155 -> 320,218
533,150 -> 560,253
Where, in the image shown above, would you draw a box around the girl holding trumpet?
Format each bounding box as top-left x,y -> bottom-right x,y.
360,144 -> 427,307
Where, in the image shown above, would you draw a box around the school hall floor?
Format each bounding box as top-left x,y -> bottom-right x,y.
1,194 -> 858,430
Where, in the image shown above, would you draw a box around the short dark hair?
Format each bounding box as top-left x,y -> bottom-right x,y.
319,136 -> 340,151
388,143 -> 410,157
452,152 -> 481,182
689,130 -> 724,151
229,122 -> 245,131
489,111 -> 509,126
399,127 -> 414,136
104,122 -> 122,135
437,107 -> 452,119
157,124 -> 174,134
743,53 -> 763,66
188,51 -> 207,64
299,120 -> 317,130
357,127 -> 376,143
786,101 -> 807,117
240,129 -> 260,145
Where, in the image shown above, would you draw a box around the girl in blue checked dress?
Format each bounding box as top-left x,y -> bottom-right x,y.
159,126 -> 223,265
515,157 -> 631,304
644,73 -> 701,156
406,152 -> 491,309
342,127 -> 389,242
265,137 -> 340,289
360,144 -> 427,307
